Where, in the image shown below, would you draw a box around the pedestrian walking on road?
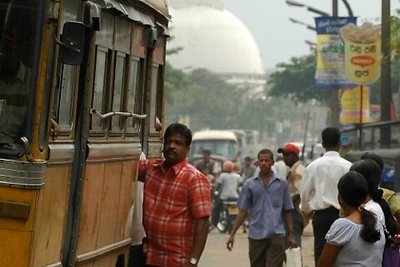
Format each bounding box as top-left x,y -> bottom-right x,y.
226,148 -> 296,267
139,123 -> 211,267
241,156 -> 257,182
300,127 -> 352,265
277,143 -> 307,247
317,171 -> 385,267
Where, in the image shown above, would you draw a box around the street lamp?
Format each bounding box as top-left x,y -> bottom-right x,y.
286,0 -> 330,16
289,18 -> 316,31
286,0 -> 353,16
305,40 -> 316,47
342,0 -> 354,16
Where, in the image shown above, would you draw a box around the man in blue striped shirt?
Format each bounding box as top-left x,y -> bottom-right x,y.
226,148 -> 296,267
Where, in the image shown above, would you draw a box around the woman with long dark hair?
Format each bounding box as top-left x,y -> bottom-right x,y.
350,159 -> 397,243
317,171 -> 385,267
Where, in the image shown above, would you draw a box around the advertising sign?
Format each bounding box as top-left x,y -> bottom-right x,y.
340,23 -> 381,85
314,17 -> 357,89
339,86 -> 370,124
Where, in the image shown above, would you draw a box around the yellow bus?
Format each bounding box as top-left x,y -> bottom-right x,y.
0,0 -> 169,266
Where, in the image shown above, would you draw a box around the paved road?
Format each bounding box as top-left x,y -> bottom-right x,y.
199,224 -> 315,267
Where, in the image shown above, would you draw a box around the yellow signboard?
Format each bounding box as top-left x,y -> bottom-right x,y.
340,23 -> 381,85
340,86 -> 370,124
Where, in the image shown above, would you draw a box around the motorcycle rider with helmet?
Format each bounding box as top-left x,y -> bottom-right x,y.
213,161 -> 242,232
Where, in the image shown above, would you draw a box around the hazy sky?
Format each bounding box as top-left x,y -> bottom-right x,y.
219,0 -> 400,70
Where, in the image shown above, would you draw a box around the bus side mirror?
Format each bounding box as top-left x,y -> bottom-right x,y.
59,21 -> 85,65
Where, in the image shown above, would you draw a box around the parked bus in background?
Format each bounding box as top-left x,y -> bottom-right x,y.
0,0 -> 169,266
228,129 -> 260,162
190,130 -> 240,169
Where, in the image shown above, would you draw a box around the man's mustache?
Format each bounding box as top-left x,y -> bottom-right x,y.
164,149 -> 176,155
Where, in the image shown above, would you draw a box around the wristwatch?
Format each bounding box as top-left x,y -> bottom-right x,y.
189,257 -> 198,265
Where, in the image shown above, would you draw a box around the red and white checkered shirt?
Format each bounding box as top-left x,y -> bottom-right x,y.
139,159 -> 211,267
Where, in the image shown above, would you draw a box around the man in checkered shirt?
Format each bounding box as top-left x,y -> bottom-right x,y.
139,123 -> 211,267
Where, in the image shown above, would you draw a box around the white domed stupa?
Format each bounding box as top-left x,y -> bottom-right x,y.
167,0 -> 265,91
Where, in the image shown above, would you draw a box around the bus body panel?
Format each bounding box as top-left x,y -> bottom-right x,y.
75,160 -> 134,253
0,227 -> 31,267
31,164 -> 71,267
0,186 -> 38,267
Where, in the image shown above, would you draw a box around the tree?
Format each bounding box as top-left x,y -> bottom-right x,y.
391,16 -> 400,59
165,66 -> 301,138
266,52 -> 331,105
165,63 -> 192,104
166,68 -> 243,130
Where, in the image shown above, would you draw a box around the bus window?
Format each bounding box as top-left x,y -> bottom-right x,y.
126,57 -> 144,134
57,65 -> 77,132
156,66 -> 163,125
91,47 -> 109,131
150,65 -> 163,134
111,17 -> 130,133
96,12 -> 113,48
111,52 -> 127,132
0,0 -> 42,156
90,11 -> 113,133
115,17 -> 130,54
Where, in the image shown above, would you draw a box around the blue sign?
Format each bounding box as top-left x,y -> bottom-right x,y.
314,16 -> 357,89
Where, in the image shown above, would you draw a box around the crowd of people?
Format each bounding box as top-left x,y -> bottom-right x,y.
129,122 -> 400,267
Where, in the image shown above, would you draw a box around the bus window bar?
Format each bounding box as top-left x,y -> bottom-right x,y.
90,108 -> 147,120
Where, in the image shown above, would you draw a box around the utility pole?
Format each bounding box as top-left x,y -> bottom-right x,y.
381,0 -> 391,148
330,0 -> 339,127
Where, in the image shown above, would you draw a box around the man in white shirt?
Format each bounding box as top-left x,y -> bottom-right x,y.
299,127 -> 352,265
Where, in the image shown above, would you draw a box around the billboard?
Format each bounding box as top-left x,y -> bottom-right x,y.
339,86 -> 370,124
340,23 -> 381,85
314,16 -> 357,89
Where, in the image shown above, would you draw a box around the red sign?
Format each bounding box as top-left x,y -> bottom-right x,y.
350,55 -> 375,68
